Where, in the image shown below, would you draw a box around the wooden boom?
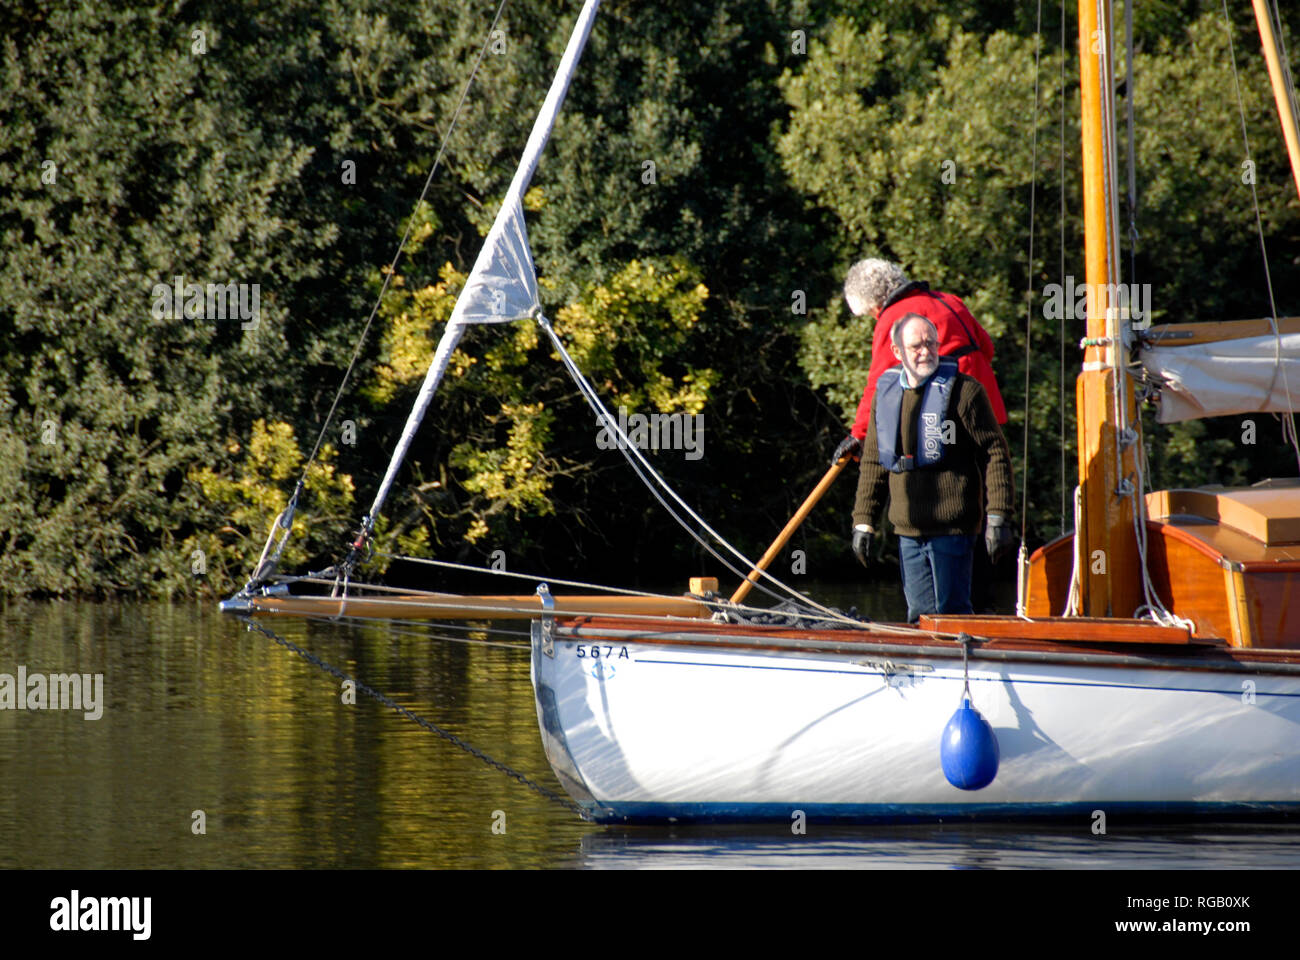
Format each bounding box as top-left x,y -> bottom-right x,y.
239,592 -> 713,620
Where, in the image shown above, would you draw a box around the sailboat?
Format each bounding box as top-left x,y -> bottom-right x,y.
222,0 -> 1300,823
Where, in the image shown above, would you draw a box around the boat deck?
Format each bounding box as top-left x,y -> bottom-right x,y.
556,613 -> 1300,673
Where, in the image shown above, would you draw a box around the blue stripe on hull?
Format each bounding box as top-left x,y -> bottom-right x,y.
585,801 -> 1300,825
634,657 -> 1300,698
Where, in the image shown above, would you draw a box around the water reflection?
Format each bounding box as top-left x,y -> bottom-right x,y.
0,601 -> 590,869
1,597 -> 1298,869
576,823 -> 1300,869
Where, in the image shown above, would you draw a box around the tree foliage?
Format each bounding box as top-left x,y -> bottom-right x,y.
0,1 -> 1296,596
184,420 -> 355,593
778,9 -> 1300,542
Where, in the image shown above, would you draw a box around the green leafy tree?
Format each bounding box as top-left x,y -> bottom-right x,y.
778,17 -> 1071,542
0,5 -> 337,595
777,11 -> 1299,548
360,246 -> 712,556
5,0 -> 1293,598
183,420 -> 356,594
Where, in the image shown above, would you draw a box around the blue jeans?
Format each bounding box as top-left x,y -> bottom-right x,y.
898,534 -> 975,623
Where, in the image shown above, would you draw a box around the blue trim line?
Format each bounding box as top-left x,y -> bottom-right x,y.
634,658 -> 887,678
631,657 -> 1300,699
584,800 -> 1300,825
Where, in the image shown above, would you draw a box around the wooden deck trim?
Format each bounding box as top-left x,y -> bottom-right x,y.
917,614 -> 1197,643
558,614 -> 1300,672
1234,558 -> 1300,573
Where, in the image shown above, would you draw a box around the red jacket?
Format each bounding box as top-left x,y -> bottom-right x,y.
850,282 -> 1007,438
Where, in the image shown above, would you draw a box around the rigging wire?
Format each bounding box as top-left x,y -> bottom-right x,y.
1121,12 -> 1150,511
1098,0 -> 1126,492
1124,0 -> 1139,281
1266,0 -> 1300,146
268,570 -> 895,631
381,555 -> 882,629
1101,0 -> 1189,629
301,0 -> 511,476
1059,0 -> 1083,618
1262,0 -> 1300,467
1020,0 -> 1044,550
242,0 -> 514,591
1015,0 -> 1044,619
1220,0 -> 1300,473
374,553 -> 725,603
1060,0 -> 1068,538
297,570 -> 697,605
537,314 -> 863,627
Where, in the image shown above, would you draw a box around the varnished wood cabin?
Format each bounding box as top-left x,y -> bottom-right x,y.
1025,480 -> 1300,647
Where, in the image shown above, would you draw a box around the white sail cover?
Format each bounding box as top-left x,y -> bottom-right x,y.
365,0 -> 602,526
1141,333 -> 1300,423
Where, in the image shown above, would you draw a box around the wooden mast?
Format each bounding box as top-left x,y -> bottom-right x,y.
1251,0 -> 1300,205
1075,0 -> 1143,617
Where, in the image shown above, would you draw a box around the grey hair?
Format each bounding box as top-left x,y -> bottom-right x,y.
890,312 -> 938,352
843,258 -> 907,315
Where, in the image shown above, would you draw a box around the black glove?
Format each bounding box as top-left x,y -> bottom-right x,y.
852,527 -> 873,567
985,513 -> 1015,564
831,433 -> 862,466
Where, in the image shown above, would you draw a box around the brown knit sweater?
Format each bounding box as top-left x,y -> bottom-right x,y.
852,372 -> 1014,537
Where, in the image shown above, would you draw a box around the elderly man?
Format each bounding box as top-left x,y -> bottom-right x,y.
852,313 -> 1015,623
833,259 -> 1007,466
834,258 -> 1010,612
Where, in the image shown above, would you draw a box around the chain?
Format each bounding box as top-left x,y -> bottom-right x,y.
240,616 -> 590,820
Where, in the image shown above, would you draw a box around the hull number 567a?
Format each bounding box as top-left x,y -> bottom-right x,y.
574,644 -> 630,660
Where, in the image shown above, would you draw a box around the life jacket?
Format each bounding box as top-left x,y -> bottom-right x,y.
875,360 -> 958,472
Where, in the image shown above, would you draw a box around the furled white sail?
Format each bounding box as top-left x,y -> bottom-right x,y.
1140,332 -> 1300,423
364,0 -> 602,530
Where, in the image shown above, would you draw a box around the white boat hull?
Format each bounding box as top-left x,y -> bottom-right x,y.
530,620 -> 1300,822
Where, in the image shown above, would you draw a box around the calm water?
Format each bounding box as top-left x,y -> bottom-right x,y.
3,595 -> 1299,870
